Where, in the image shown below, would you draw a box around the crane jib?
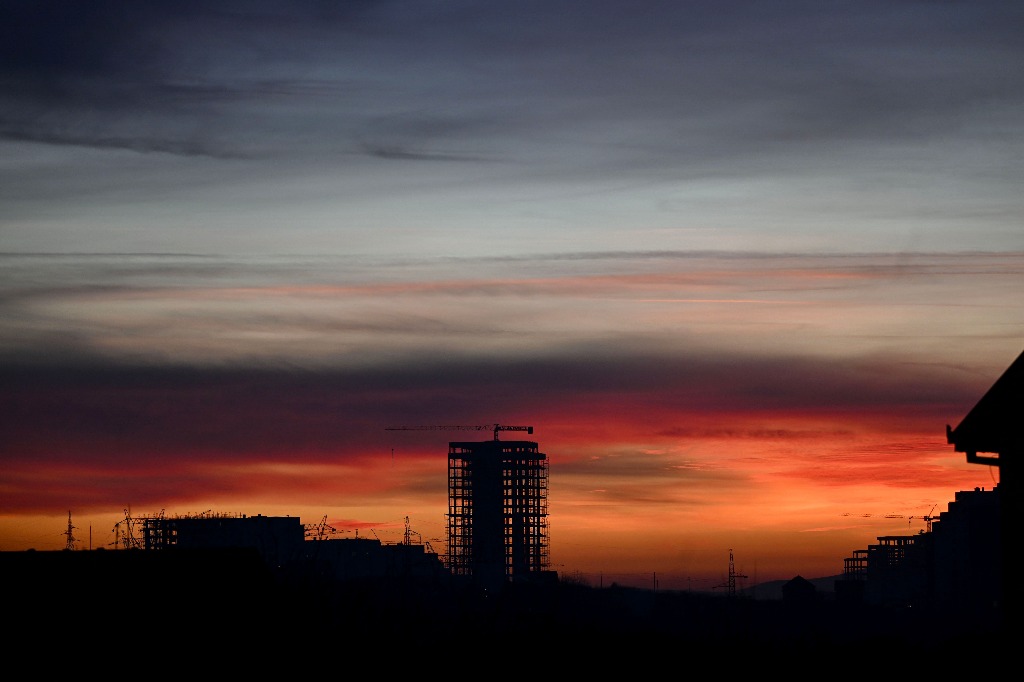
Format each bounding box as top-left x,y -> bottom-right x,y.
385,424 -> 534,440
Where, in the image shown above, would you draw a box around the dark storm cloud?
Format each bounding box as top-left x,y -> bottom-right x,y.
3,0 -> 1021,168
0,0 -> 377,156
0,346 -> 982,470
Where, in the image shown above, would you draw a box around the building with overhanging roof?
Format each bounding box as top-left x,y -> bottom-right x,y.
946,346 -> 1022,629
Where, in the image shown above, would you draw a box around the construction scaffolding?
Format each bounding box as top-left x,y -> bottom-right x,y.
447,438 -> 549,587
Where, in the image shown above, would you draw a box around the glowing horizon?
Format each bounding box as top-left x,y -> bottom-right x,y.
2,3 -> 1021,591
1,251 -> 1014,589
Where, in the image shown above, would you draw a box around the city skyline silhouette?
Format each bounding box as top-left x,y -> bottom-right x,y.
2,3 -> 1021,641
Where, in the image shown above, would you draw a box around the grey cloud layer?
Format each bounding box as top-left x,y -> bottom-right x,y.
3,2 -> 1023,256
3,2 -> 1021,167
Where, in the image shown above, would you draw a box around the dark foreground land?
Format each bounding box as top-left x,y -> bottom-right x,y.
4,549 -> 1006,671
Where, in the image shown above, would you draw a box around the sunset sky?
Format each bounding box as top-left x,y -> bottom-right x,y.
2,1 -> 1022,590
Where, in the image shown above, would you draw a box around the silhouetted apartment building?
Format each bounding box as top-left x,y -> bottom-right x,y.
861,533 -> 932,608
446,436 -> 551,590
931,485 -> 1001,613
838,486 -> 1000,615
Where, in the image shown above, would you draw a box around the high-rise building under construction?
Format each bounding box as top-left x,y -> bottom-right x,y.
446,430 -> 549,589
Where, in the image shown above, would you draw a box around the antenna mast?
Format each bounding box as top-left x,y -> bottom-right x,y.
63,511 -> 78,550
723,548 -> 748,598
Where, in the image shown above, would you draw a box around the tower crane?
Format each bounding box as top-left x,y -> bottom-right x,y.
385,423 -> 534,441
110,508 -> 141,549
842,513 -> 908,519
305,514 -> 337,542
403,516 -> 423,545
842,504 -> 939,533
916,504 -> 939,532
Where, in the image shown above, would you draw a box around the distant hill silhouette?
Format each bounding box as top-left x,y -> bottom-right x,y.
741,574 -> 843,601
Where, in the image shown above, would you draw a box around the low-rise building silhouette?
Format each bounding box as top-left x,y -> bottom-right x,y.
139,510 -> 450,586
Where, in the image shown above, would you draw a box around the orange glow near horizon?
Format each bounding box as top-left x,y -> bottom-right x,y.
0,251 -> 1018,589
0,411 -> 999,588
3,1 -> 1023,608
